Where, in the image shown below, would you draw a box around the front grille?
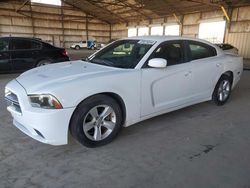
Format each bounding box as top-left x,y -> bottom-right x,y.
5,92 -> 22,113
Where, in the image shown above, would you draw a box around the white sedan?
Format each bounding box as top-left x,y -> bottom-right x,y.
5,36 -> 243,147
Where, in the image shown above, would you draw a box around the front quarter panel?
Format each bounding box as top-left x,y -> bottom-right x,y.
39,69 -> 142,127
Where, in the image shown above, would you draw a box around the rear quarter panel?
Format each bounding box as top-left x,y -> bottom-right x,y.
222,54 -> 243,88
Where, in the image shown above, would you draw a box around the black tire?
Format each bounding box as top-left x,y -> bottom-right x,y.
36,59 -> 51,67
75,45 -> 80,50
70,94 -> 123,147
212,74 -> 232,106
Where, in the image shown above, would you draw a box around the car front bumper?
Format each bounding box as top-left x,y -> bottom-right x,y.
5,79 -> 75,145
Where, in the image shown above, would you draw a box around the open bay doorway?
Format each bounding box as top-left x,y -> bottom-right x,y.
198,21 -> 226,43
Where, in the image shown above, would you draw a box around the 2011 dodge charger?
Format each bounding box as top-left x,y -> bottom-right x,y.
5,36 -> 243,147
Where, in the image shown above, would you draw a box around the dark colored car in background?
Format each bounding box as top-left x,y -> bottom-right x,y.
0,37 -> 69,73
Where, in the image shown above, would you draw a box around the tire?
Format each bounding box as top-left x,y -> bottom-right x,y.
36,60 -> 51,67
70,94 -> 123,147
212,74 -> 232,106
75,45 -> 80,50
91,45 -> 95,50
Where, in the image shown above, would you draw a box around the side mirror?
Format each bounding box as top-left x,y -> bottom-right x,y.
148,58 -> 167,68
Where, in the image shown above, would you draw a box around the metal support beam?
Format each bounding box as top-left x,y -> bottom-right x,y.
64,1 -> 111,24
84,0 -> 127,23
116,0 -> 151,20
221,6 -> 230,22
179,15 -> 184,36
61,1 -> 65,47
163,22 -> 166,36
16,0 -> 29,12
86,15 -> 89,40
15,0 -> 31,17
223,7 -> 233,43
109,24 -> 112,41
185,0 -> 221,7
29,1 -> 35,37
173,13 -> 182,25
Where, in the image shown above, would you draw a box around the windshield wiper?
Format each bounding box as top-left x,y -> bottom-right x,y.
82,57 -> 90,61
89,58 -> 115,67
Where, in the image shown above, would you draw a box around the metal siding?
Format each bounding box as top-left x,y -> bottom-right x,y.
226,33 -> 250,58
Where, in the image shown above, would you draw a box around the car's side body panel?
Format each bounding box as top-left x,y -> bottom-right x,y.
189,56 -> 223,100
52,70 -> 142,127
220,54 -> 243,89
5,36 -> 243,145
141,62 -> 194,117
15,61 -> 142,128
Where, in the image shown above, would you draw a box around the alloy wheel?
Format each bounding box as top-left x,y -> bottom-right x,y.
83,105 -> 116,141
218,80 -> 230,102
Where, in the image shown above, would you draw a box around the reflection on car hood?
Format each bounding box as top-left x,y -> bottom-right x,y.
16,60 -> 116,93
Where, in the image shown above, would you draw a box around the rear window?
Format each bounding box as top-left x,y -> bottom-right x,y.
31,41 -> 42,49
42,42 -> 55,49
188,41 -> 217,60
0,38 -> 9,51
222,44 -> 234,50
11,39 -> 42,50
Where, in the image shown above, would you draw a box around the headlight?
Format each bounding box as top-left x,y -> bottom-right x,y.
28,94 -> 63,109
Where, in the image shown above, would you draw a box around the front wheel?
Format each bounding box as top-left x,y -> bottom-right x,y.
212,75 -> 232,106
70,95 -> 123,147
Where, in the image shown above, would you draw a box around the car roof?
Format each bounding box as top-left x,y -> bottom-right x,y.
0,36 -> 42,41
125,35 -> 213,44
123,35 -> 224,55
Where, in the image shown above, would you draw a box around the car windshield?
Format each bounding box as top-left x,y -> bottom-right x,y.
87,39 -> 155,69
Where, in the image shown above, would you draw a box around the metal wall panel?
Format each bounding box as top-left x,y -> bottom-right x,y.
226,33 -> 250,58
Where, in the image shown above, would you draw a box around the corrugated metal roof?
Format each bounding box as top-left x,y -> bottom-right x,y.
64,0 -> 250,24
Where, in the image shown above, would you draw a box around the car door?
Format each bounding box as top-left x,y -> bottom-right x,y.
80,41 -> 87,48
10,38 -> 41,71
141,40 -> 194,117
186,40 -> 222,100
0,38 -> 12,72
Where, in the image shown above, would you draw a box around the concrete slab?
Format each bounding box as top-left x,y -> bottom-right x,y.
0,62 -> 250,188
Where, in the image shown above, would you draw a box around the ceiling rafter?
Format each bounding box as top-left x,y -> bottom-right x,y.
64,1 -> 100,22
84,0 -> 128,23
116,0 -> 152,20
63,0 -> 250,24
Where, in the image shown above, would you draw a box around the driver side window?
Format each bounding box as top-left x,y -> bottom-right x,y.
147,41 -> 184,67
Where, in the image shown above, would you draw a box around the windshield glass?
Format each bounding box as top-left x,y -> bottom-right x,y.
88,39 -> 155,69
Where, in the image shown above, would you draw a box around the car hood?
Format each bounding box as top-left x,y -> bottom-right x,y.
16,60 -> 116,93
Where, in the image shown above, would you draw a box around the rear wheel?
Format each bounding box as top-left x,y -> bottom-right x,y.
75,45 -> 80,50
70,95 -> 123,147
212,75 -> 232,106
36,60 -> 51,67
